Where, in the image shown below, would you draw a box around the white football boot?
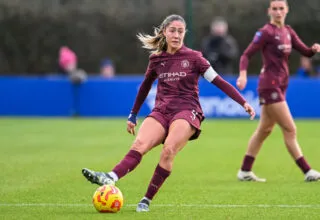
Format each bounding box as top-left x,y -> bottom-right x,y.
304,169 -> 320,182
136,197 -> 150,212
237,170 -> 266,182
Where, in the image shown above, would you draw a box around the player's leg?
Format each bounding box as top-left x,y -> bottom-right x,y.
82,117 -> 166,185
269,101 -> 320,181
238,104 -> 276,182
137,117 -> 197,212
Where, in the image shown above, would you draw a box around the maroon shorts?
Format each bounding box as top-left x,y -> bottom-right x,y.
258,85 -> 287,105
147,110 -> 204,141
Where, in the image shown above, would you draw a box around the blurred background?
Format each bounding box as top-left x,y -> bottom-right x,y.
0,0 -> 319,117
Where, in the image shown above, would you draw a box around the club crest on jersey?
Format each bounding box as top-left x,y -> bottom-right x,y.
271,92 -> 278,100
181,60 -> 189,68
287,33 -> 291,40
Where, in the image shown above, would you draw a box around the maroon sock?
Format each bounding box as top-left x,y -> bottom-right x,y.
112,150 -> 142,179
241,155 -> 255,171
296,156 -> 311,174
145,164 -> 171,200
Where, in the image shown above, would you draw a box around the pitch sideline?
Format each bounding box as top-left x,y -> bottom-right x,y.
1,203 -> 320,208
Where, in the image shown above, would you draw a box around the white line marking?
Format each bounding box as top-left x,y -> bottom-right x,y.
1,203 -> 320,208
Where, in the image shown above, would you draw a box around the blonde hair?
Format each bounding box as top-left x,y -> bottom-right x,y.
137,14 -> 186,54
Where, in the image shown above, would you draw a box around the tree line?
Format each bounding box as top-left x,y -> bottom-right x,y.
0,0 -> 319,75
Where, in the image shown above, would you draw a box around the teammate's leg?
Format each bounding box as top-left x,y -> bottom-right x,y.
238,104 -> 276,182
136,119 -> 196,212
82,117 -> 166,185
269,101 -> 320,181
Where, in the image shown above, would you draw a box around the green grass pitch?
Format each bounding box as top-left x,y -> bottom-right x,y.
0,118 -> 320,220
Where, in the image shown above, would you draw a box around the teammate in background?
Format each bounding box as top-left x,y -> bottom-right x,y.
236,0 -> 320,182
82,14 -> 255,212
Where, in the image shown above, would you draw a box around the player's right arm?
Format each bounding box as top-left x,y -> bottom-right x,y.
127,59 -> 157,135
237,29 -> 268,90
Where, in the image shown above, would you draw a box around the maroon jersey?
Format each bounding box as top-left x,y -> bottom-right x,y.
132,45 -> 210,115
240,23 -> 315,90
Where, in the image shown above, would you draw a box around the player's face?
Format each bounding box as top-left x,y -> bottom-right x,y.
268,1 -> 288,24
163,20 -> 186,53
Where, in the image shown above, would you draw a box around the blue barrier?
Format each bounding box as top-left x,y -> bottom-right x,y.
0,76 -> 319,118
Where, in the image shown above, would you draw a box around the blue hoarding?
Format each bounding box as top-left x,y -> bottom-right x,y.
0,76 -> 319,118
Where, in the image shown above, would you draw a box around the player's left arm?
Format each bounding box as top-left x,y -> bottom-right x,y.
289,27 -> 320,56
198,54 -> 255,120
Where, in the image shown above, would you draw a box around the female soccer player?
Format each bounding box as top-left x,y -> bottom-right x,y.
82,14 -> 255,212
236,0 -> 320,182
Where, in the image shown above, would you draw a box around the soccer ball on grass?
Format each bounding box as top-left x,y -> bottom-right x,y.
92,185 -> 124,213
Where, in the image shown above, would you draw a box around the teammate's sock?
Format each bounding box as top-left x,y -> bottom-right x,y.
145,164 -> 171,200
296,156 -> 311,174
112,150 -> 142,179
241,155 -> 255,171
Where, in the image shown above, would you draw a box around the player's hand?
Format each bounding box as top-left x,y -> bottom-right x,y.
127,113 -> 137,135
243,102 -> 256,120
236,75 -> 247,91
311,43 -> 320,53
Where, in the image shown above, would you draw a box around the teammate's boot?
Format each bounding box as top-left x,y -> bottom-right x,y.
237,170 -> 266,182
136,197 -> 150,212
82,168 -> 115,185
305,169 -> 320,182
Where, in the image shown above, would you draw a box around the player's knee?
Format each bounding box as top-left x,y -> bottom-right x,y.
257,126 -> 273,138
283,125 -> 297,138
160,146 -> 177,162
130,138 -> 150,155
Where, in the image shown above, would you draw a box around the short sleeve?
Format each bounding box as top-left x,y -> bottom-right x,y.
196,53 -> 211,74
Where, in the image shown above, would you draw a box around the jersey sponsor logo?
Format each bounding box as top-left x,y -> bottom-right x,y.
278,44 -> 292,53
253,31 -> 262,43
159,72 -> 187,81
181,60 -> 189,68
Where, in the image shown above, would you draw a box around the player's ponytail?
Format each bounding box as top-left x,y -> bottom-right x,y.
137,14 -> 186,54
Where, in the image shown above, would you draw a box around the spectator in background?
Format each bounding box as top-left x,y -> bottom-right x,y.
295,56 -> 313,78
100,58 -> 115,78
59,46 -> 87,84
201,17 -> 239,75
59,46 -> 77,73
